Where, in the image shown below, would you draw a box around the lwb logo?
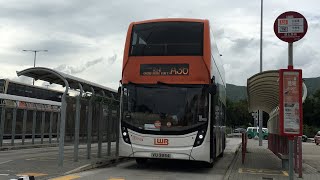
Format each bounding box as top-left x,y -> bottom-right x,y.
154,138 -> 169,145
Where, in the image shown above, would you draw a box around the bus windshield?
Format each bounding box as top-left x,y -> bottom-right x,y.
130,22 -> 203,56
122,84 -> 208,132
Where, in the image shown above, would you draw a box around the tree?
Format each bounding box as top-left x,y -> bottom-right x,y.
226,98 -> 253,128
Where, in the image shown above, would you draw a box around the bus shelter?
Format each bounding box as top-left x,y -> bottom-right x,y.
247,70 -> 306,176
17,67 -> 119,166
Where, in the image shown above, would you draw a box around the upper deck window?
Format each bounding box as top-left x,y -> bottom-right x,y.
130,22 -> 203,56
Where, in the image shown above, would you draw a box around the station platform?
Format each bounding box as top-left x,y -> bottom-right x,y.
226,139 -> 320,180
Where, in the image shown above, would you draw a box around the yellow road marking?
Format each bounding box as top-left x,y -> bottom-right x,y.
108,178 -> 125,180
282,171 -> 289,176
16,173 -> 47,177
49,175 -> 81,180
238,168 -> 287,176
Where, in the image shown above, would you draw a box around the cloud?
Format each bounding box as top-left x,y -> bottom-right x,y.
54,57 -> 104,74
107,54 -> 117,65
0,0 -> 320,89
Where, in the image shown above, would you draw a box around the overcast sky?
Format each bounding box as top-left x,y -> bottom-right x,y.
0,0 -> 319,90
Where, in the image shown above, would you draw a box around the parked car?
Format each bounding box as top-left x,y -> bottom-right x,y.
314,131 -> 320,145
233,128 -> 246,133
302,135 -> 308,142
246,127 -> 268,140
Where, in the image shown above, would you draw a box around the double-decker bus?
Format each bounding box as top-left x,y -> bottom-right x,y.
119,18 -> 226,167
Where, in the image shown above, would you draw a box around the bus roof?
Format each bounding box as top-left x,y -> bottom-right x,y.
132,18 -> 208,25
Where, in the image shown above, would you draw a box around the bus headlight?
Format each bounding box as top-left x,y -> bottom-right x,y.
121,126 -> 131,144
193,129 -> 206,147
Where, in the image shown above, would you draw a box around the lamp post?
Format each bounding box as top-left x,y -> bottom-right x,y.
22,49 -> 48,85
258,0 -> 264,146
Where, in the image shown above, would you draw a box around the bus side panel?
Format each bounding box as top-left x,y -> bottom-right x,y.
210,26 -> 226,157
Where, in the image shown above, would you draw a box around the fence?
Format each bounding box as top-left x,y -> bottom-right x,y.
0,95 -> 120,162
0,101 -> 60,146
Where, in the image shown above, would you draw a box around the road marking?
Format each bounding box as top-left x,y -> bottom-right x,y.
16,173 -> 48,177
238,168 -> 288,176
108,178 -> 125,180
0,160 -> 13,165
49,175 -> 81,180
26,157 -> 57,161
282,171 -> 289,176
0,174 -> 9,176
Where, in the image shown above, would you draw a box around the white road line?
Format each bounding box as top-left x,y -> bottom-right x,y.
0,160 -> 13,165
0,174 -> 9,176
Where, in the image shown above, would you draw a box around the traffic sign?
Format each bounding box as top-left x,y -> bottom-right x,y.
274,11 -> 308,43
279,69 -> 303,136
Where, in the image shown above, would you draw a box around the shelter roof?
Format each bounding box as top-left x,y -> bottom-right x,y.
247,70 -> 279,114
17,67 -> 117,97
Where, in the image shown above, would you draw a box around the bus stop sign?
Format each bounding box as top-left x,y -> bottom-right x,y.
274,11 -> 308,43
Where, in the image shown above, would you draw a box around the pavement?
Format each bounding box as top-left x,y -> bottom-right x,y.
226,139 -> 320,180
0,142 -> 117,180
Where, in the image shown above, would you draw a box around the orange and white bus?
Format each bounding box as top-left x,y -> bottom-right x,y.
119,18 -> 226,167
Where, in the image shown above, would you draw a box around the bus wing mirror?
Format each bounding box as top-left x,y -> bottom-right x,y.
208,84 -> 217,95
118,87 -> 121,95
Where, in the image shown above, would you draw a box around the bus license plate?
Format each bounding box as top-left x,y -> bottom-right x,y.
151,153 -> 171,158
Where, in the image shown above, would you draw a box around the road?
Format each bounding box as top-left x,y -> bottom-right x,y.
302,141 -> 320,172
53,138 -> 242,180
0,143 -> 116,180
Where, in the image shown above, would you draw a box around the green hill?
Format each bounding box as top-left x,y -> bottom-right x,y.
226,76 -> 320,102
226,84 -> 247,102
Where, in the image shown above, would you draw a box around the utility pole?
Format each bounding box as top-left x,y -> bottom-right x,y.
258,0 -> 264,147
22,49 -> 48,85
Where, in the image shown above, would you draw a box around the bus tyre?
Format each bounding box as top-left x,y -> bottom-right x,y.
248,134 -> 252,139
264,136 -> 268,140
204,162 -> 214,168
218,151 -> 224,158
136,158 -> 147,165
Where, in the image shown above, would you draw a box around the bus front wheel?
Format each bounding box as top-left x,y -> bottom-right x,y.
248,134 -> 252,139
204,162 -> 214,168
136,158 -> 147,165
218,151 -> 224,157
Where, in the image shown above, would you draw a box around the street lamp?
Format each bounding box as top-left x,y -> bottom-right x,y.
258,0 -> 264,147
22,49 -> 48,85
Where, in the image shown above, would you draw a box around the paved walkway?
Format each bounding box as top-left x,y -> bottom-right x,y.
226,139 -> 320,180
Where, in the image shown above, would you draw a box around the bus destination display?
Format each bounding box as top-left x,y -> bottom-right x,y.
140,64 -> 189,76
